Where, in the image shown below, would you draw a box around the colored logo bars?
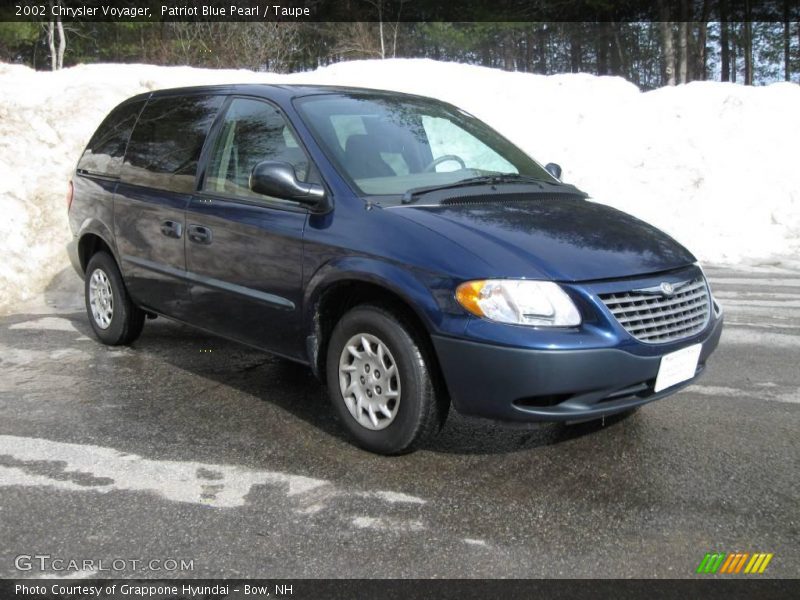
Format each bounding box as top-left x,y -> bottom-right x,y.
696,552 -> 774,574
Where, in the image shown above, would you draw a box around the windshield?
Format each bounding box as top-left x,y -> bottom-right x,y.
293,93 -> 556,198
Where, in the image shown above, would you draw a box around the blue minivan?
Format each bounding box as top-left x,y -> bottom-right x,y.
67,84 -> 723,454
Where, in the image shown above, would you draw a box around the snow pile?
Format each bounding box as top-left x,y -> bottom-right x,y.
1,59 -> 798,312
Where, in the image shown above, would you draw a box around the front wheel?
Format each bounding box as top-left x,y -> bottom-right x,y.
84,251 -> 145,346
326,305 -> 448,455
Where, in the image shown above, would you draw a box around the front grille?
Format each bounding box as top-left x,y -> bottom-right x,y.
599,277 -> 710,343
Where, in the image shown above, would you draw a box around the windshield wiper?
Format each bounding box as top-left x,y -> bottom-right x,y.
401,173 -> 555,205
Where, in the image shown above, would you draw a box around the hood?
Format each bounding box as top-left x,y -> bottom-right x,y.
391,196 -> 696,282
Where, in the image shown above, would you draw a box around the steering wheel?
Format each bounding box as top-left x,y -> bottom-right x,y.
423,154 -> 466,173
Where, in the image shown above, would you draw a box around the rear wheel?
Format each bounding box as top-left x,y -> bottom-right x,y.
85,251 -> 145,345
326,305 -> 448,455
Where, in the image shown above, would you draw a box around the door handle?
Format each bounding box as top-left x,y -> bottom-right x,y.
160,220 -> 183,239
188,224 -> 213,245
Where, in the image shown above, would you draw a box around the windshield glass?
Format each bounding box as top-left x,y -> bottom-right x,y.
294,93 -> 556,198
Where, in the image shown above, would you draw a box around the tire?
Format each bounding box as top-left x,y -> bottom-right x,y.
326,305 -> 448,455
84,251 -> 145,346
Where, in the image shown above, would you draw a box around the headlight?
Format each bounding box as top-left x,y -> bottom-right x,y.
455,280 -> 581,327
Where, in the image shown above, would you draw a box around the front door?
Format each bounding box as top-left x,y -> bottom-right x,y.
184,97 -> 315,359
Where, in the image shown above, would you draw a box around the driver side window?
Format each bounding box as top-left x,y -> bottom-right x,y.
203,98 -> 314,203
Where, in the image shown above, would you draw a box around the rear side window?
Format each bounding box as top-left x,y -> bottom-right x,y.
77,100 -> 144,177
122,94 -> 223,193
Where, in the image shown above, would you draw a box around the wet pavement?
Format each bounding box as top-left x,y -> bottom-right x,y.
0,266 -> 798,578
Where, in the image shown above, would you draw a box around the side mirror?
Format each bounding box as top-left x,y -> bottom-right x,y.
249,161 -> 326,209
545,162 -> 562,180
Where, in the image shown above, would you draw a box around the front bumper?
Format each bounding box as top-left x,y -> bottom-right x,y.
432,314 -> 723,422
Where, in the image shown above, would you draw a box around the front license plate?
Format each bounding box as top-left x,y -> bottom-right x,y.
654,343 -> 702,393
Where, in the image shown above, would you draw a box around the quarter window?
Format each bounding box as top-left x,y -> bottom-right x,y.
122,95 -> 223,193
77,100 -> 144,177
203,98 -> 313,203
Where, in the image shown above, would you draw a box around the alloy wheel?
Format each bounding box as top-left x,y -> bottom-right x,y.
338,333 -> 401,430
88,268 -> 114,329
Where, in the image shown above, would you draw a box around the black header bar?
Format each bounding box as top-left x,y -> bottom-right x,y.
1,0 -> 798,23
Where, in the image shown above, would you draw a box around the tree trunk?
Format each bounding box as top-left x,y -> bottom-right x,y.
391,0 -> 403,58
47,0 -> 56,71
784,0 -> 791,81
659,18 -> 676,85
694,22 -> 707,81
694,0 -> 711,80
47,25 -> 56,70
378,17 -> 385,58
678,0 -> 697,82
56,14 -> 65,69
608,22 -> 623,75
391,16 -> 400,57
596,24 -> 608,75
731,26 -> 737,83
537,25 -> 547,74
524,28 -> 533,72
503,29 -> 514,71
569,24 -> 582,73
744,4 -> 753,85
366,0 -> 385,59
678,21 -> 688,83
720,0 -> 730,81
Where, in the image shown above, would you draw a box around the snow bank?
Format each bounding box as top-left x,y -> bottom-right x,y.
1,59 -> 798,312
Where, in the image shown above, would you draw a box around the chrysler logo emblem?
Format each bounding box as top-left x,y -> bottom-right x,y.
634,279 -> 690,297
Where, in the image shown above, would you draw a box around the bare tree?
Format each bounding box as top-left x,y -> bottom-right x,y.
391,0 -> 406,58
720,0 -> 730,81
332,22 -> 383,60
660,22 -> 676,85
56,13 -> 65,69
784,0 -> 792,81
569,24 -> 583,73
610,22 -> 627,76
168,23 -> 205,64
162,22 -> 302,72
46,18 -> 55,70
377,7 -> 385,58
658,2 -> 676,85
360,0 -> 407,59
744,0 -> 754,85
596,25 -> 608,75
677,0 -> 690,83
694,0 -> 711,80
361,0 -> 386,58
46,0 -> 66,70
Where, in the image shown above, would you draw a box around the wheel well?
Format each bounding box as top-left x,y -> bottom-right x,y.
78,234 -> 113,273
313,281 -> 448,397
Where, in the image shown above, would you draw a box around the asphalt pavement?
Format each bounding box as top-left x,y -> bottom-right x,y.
0,265 -> 798,579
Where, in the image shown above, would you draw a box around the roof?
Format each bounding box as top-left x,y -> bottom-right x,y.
123,83 -> 435,105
